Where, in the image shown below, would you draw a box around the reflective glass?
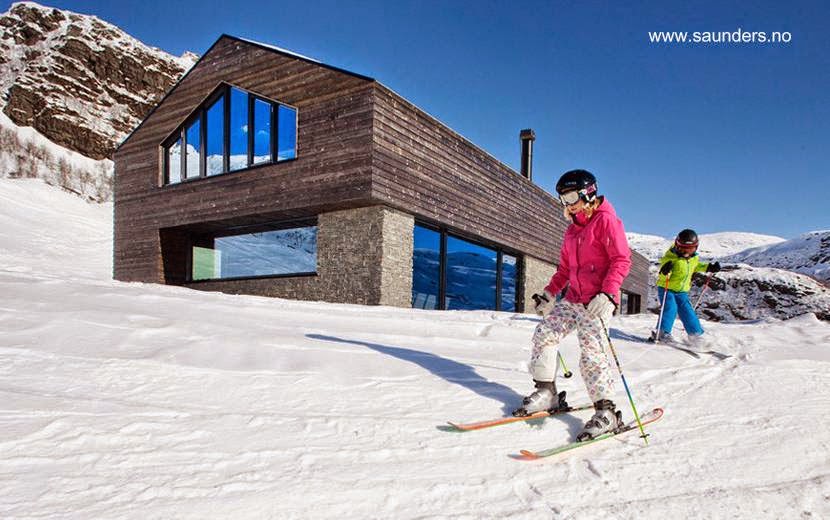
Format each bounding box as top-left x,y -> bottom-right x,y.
500,254 -> 517,311
192,226 -> 317,280
253,98 -> 272,165
445,235 -> 497,311
167,137 -> 182,184
229,88 -> 249,171
185,118 -> 200,179
411,225 -> 441,309
278,105 -> 297,160
206,95 -> 224,176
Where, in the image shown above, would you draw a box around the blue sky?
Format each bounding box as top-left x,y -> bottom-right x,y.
8,0 -> 829,238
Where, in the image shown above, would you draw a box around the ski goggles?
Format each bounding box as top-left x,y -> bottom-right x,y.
558,187 -> 594,206
674,241 -> 698,255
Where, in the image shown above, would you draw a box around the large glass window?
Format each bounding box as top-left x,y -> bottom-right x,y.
205,95 -> 224,176
253,98 -> 272,165
411,224 -> 519,312
185,118 -> 201,180
229,88 -> 249,172
278,105 -> 297,160
163,85 -> 297,184
167,137 -> 182,184
500,254 -> 517,312
446,236 -> 497,311
192,225 -> 317,281
412,226 -> 441,310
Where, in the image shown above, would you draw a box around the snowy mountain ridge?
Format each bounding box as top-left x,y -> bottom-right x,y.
0,2 -> 196,200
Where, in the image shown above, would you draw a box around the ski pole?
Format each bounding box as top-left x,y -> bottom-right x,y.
558,352 -> 573,378
653,275 -> 671,344
600,316 -> 649,444
693,273 -> 712,310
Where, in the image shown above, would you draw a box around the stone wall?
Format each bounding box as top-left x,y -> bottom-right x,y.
523,255 -> 557,313
185,205 -> 414,307
377,208 -> 414,307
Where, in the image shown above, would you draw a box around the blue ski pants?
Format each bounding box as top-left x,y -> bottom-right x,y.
657,288 -> 704,336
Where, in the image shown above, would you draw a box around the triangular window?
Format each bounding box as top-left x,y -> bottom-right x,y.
162,84 -> 297,185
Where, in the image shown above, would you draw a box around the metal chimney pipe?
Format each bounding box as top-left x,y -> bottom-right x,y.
519,129 -> 535,181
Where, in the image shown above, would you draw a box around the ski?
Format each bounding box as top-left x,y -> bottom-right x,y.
517,407 -> 664,460
445,403 -> 595,432
609,329 -> 730,359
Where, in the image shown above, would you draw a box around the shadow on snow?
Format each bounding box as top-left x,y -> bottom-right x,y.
306,333 -> 523,415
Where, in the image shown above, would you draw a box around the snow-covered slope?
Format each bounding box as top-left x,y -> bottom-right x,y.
721,230 -> 830,284
2,178 -> 830,519
627,231 -> 785,263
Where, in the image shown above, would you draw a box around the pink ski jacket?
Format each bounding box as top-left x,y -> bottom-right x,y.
544,197 -> 632,306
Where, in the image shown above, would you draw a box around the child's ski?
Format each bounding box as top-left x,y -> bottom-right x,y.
517,407 -> 664,460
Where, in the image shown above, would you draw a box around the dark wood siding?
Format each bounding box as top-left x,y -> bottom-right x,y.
114,37 -> 376,283
370,83 -> 569,262
114,35 -> 649,303
623,249 -> 650,305
370,83 -> 648,298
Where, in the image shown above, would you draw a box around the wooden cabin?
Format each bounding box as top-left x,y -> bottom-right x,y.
113,35 -> 649,313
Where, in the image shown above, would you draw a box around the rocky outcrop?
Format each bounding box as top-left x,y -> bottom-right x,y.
0,2 -> 197,160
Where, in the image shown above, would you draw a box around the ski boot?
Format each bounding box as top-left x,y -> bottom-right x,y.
648,330 -> 674,344
512,380 -> 568,417
576,399 -> 623,442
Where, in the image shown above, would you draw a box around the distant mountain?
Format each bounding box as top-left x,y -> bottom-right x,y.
627,231 -> 785,263
627,231 -> 830,322
721,230 -> 830,284
0,2 -> 196,200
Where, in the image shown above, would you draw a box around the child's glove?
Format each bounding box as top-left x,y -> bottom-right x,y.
659,261 -> 673,275
707,261 -> 721,273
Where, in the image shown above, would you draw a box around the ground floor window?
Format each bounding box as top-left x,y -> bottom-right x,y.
412,224 -> 520,312
190,223 -> 317,281
620,290 -> 642,315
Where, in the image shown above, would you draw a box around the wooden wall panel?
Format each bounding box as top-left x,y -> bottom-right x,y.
114,37 -> 376,283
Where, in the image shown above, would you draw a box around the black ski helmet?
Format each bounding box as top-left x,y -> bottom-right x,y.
674,229 -> 699,256
555,169 -> 598,203
676,229 -> 699,246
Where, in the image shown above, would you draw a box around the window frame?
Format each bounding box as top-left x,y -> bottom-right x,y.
412,221 -> 522,312
161,83 -> 298,186
186,218 -> 319,283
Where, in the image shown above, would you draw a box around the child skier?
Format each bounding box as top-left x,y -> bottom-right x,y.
650,229 -> 721,343
514,169 -> 632,442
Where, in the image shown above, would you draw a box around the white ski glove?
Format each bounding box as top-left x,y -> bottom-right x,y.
532,290 -> 556,317
586,293 -> 616,321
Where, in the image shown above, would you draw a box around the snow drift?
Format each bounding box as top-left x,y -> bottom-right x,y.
1,178 -> 829,519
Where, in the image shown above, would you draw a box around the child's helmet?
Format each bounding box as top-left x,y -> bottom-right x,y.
555,169 -> 598,205
674,229 -> 699,255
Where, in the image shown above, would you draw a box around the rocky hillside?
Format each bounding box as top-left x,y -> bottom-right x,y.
0,1 -> 196,199
628,231 -> 830,323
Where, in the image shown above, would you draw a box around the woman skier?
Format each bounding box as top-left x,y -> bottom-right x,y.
514,169 -> 632,442
650,229 -> 721,343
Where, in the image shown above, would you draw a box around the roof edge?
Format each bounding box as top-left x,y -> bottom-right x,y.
114,34 -> 375,155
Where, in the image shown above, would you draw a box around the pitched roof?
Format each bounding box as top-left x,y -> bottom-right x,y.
115,34 -> 374,153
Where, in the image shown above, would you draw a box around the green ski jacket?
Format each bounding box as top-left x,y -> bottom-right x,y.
656,248 -> 710,293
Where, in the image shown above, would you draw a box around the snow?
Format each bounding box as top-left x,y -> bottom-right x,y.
627,231 -> 786,263
722,230 -> 830,283
2,178 -> 830,519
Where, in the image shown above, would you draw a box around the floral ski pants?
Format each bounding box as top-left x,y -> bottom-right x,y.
530,300 -> 616,403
